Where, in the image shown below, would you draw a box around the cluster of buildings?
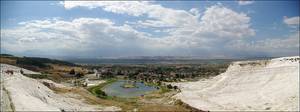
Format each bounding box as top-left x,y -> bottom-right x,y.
88,66 -> 199,82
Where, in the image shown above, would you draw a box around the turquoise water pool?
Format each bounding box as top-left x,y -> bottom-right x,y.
102,80 -> 158,98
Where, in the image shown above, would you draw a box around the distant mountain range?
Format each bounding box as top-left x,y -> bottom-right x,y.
1,53 -> 277,65
62,56 -> 277,65
94,56 -> 238,60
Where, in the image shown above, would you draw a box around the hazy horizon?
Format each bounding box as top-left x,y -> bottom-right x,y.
1,1 -> 299,59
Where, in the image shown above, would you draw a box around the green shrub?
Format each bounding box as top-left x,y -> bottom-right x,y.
69,69 -> 75,75
23,74 -> 48,79
94,89 -> 107,98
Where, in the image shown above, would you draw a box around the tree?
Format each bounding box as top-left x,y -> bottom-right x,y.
87,70 -> 94,74
167,84 -> 173,89
69,69 -> 75,75
173,85 -> 178,90
157,81 -> 161,86
175,74 -> 180,78
95,89 -> 107,98
20,69 -> 24,74
75,72 -> 84,79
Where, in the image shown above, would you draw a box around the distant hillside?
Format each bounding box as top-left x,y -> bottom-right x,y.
0,54 -> 14,57
16,57 -> 76,67
0,54 -> 77,71
66,58 -> 239,65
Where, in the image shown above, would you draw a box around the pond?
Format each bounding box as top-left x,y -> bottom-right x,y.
102,80 -> 158,98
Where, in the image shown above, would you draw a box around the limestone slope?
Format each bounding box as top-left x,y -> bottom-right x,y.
174,56 -> 299,111
0,64 -> 119,111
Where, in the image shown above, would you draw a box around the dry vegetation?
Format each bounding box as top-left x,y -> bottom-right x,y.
49,84 -> 190,111
0,56 -> 89,82
48,64 -> 87,74
0,57 -> 16,65
238,60 -> 269,67
138,104 -> 189,111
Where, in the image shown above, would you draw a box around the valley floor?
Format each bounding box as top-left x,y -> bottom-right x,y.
0,63 -> 189,111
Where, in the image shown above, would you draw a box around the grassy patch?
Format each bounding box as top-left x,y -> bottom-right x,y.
143,82 -> 159,86
23,73 -> 48,79
87,78 -> 117,99
159,86 -> 171,94
121,83 -> 137,88
174,100 -> 202,111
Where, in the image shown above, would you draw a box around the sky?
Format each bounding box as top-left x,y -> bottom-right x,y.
1,0 -> 299,58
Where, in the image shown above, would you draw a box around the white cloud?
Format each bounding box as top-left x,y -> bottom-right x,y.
2,2 -> 258,57
199,5 -> 255,38
227,31 -> 299,56
238,0 -> 254,5
189,8 -> 200,16
1,18 -> 155,55
62,1 -> 255,39
136,20 -> 173,28
62,1 -> 199,28
284,16 -> 300,26
62,1 -> 150,16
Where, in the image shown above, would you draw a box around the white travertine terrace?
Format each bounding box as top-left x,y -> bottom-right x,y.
174,56 -> 299,111
0,64 -> 120,111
